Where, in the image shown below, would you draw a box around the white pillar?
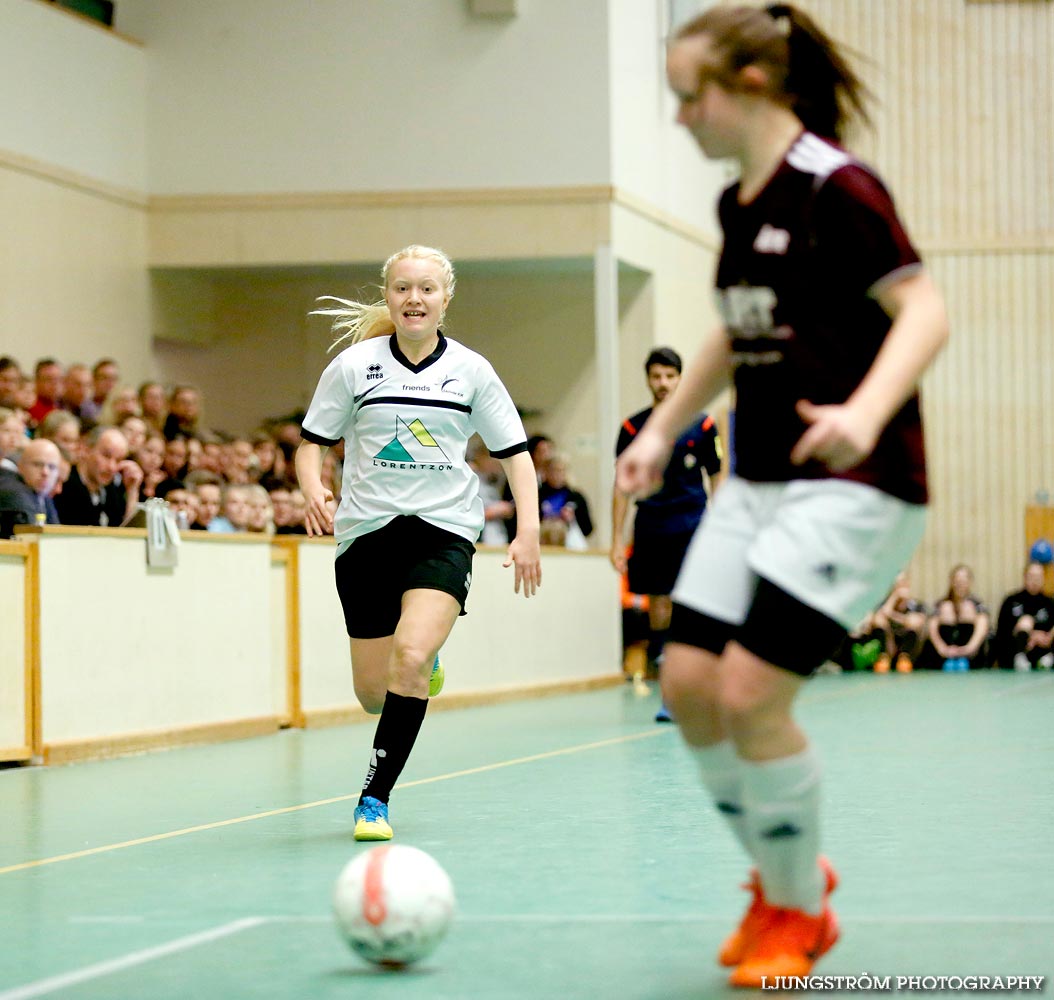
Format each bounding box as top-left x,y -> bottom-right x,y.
594,243 -> 619,551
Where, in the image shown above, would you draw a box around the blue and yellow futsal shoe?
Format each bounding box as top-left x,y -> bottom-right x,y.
353,796 -> 393,842
429,654 -> 445,697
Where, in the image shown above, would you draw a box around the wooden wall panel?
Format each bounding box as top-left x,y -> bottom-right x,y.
795,0 -> 1053,606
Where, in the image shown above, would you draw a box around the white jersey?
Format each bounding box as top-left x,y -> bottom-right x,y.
301,332 -> 527,546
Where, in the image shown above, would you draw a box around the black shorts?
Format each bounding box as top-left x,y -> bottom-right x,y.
628,527 -> 695,597
334,516 -> 475,639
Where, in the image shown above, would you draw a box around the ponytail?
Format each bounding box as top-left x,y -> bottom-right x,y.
675,3 -> 872,140
769,4 -> 871,139
311,297 -> 395,354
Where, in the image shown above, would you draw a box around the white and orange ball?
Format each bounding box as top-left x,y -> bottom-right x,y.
333,844 -> 455,967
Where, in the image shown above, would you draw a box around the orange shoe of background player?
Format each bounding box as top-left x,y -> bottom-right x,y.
727,858 -> 840,989
895,653 -> 914,673
873,654 -> 891,673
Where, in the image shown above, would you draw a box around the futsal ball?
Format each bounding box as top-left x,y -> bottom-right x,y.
332,845 -> 455,967
1030,538 -> 1053,566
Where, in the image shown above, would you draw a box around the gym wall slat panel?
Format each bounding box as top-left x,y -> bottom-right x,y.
795,0 -> 1053,603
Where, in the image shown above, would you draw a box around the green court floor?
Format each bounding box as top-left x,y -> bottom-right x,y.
1,672 -> 1052,998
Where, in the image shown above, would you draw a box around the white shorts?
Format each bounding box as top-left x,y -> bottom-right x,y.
672,477 -> 927,630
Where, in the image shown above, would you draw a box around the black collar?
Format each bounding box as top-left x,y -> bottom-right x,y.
389,331 -> 447,374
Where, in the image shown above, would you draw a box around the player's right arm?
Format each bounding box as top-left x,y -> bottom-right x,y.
617,326 -> 731,496
294,441 -> 334,537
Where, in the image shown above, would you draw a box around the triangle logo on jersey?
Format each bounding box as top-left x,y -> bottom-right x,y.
375,416 -> 452,463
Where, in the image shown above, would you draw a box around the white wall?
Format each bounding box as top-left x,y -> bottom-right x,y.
0,0 -> 147,191
114,0 -> 612,195
607,0 -> 727,233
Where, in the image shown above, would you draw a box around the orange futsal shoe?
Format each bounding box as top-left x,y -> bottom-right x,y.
895,653 -> 914,673
873,654 -> 891,674
719,857 -> 838,968
728,858 -> 841,989
719,870 -> 773,967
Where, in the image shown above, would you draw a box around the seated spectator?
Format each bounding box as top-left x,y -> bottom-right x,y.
163,385 -> 201,440
138,381 -> 167,433
164,487 -> 200,531
13,374 -> 35,420
289,489 -> 308,532
155,435 -> 190,495
223,436 -> 256,484
53,426 -> 142,528
118,415 -> 148,455
88,359 -> 121,421
199,433 -> 226,477
926,564 -> 990,671
870,571 -> 929,673
994,562 -> 1054,671
60,363 -> 94,418
185,436 -> 204,475
269,486 -> 305,535
468,437 -> 513,545
135,433 -> 167,499
538,453 -> 593,550
244,484 -> 275,535
0,407 -> 27,472
38,410 -> 82,463
185,471 -> 223,530
253,432 -> 285,483
0,357 -> 23,409
28,358 -> 64,429
207,483 -> 252,533
0,438 -> 62,537
101,386 -> 141,426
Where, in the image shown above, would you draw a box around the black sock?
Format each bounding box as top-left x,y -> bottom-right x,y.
648,628 -> 670,665
899,629 -> 919,658
360,691 -> 428,805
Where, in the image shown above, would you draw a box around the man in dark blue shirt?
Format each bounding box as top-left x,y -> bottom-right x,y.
612,347 -> 722,718
0,438 -> 61,537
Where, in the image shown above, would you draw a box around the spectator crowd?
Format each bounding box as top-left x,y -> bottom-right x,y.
0,354 -> 316,538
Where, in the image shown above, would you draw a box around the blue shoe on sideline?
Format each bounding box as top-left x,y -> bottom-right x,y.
655,704 -> 673,723
353,796 -> 393,841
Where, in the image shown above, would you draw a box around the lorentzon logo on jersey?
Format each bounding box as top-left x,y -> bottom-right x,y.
372,416 -> 454,471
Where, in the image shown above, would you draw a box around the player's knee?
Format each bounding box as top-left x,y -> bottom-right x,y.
354,683 -> 385,715
389,639 -> 433,686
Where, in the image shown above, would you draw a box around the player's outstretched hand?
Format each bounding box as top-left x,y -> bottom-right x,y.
303,486 -> 335,537
615,426 -> 671,497
790,400 -> 880,472
503,534 -> 541,597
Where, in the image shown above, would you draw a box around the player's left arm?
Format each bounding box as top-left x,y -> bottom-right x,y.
498,450 -> 541,597
792,168 -> 950,472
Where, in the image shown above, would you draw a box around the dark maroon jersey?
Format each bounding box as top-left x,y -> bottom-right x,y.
715,131 -> 928,504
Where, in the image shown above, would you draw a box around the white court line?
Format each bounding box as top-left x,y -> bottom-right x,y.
8,911 -> 1050,997
274,913 -> 1054,925
0,917 -> 265,1000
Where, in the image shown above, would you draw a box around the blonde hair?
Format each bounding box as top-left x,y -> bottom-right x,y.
313,245 -> 456,353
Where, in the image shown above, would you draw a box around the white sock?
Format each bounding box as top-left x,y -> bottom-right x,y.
690,742 -> 753,857
740,746 -> 824,914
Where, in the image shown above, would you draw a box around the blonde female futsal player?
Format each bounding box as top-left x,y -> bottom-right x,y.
617,5 -> 948,988
296,245 -> 541,842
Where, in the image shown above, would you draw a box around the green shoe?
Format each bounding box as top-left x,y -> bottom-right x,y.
851,639 -> 881,671
428,654 -> 444,697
